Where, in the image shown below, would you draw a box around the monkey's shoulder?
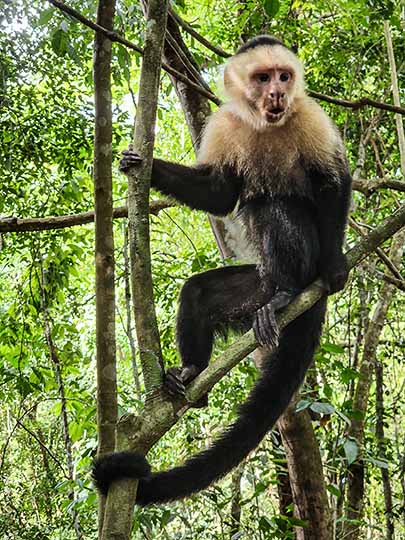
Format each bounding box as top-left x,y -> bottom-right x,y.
197,107 -> 245,167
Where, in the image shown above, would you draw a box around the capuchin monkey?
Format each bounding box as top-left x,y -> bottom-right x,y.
93,35 -> 352,505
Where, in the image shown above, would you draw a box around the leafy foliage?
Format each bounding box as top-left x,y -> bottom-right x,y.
0,0 -> 404,539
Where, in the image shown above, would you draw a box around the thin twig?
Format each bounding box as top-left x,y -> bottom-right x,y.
168,8 -> 231,58
307,90 -> 405,116
47,0 -> 220,105
349,218 -> 403,281
47,0 -> 405,116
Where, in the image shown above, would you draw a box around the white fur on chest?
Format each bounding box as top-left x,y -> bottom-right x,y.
221,212 -> 260,264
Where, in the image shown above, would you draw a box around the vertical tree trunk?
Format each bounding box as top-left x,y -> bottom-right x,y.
375,361 -> 394,540
100,1 -> 169,538
162,14 -> 235,258
278,400 -> 332,540
344,231 -> 405,539
345,20 -> 405,540
93,0 -> 117,534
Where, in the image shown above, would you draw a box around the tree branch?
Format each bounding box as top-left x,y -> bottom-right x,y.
0,200 -> 173,233
349,218 -> 403,281
168,8 -> 231,58
47,0 -> 405,116
307,90 -> 405,116
121,203 -> 405,441
352,177 -> 405,196
124,0 -> 168,395
47,0 -> 220,105
93,0 -> 117,533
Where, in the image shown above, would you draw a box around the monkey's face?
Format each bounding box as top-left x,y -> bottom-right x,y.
223,44 -> 305,131
247,67 -> 294,126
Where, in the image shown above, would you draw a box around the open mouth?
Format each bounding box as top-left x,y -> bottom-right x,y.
265,108 -> 285,122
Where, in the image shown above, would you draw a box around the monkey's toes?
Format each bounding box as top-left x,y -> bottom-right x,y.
164,367 -> 186,396
253,305 -> 279,348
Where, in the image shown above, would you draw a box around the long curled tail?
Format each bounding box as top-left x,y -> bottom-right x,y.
93,299 -> 326,505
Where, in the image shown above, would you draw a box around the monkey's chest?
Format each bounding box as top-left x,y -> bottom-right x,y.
240,157 -> 311,201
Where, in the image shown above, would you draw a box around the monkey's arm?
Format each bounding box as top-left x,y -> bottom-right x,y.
120,148 -> 242,216
151,159 -> 242,216
313,159 -> 352,293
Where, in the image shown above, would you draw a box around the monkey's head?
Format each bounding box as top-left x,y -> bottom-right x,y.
223,36 -> 305,130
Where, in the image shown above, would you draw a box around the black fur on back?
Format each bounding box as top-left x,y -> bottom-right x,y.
236,35 -> 288,55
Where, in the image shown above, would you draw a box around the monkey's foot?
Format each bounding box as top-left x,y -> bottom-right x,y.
164,365 -> 208,408
253,304 -> 279,348
253,289 -> 297,348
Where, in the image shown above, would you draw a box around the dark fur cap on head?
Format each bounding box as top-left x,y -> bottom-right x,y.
236,35 -> 287,55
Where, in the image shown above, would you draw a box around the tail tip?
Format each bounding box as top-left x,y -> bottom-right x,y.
92,451 -> 151,495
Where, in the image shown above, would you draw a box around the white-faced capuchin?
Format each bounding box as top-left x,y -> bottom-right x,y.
93,35 -> 352,505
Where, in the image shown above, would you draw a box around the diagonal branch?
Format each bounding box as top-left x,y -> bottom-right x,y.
168,8 -> 231,58
47,0 -> 220,105
185,203 -> 405,402
47,0 -> 405,116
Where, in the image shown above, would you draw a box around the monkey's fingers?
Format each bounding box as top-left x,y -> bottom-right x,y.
119,148 -> 143,172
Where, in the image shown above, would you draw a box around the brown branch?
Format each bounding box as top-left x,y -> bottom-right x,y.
381,273 -> 405,292
47,1 -> 405,115
0,200 -> 173,233
308,90 -> 405,116
93,0 -> 117,532
353,177 -> 405,195
168,8 -> 231,58
349,218 -> 403,280
47,0 -> 220,106
15,419 -> 69,477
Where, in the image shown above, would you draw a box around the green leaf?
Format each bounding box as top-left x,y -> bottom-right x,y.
37,8 -> 54,26
160,509 -> 174,527
296,399 -> 311,412
51,29 -> 68,56
322,342 -> 344,354
343,439 -> 358,465
310,402 -> 335,415
327,483 -> 341,497
258,516 -> 273,532
263,0 -> 280,18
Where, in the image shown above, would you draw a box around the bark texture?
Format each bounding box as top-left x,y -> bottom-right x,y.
100,1 -> 169,538
93,0 -> 117,533
344,230 -> 405,539
278,400 -> 332,540
125,0 -> 169,394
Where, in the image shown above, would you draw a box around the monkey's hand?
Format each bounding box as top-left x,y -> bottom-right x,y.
320,252 -> 349,294
119,145 -> 143,172
164,365 -> 208,408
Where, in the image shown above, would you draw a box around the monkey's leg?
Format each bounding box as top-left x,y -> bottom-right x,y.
252,198 -> 321,348
165,265 -> 270,403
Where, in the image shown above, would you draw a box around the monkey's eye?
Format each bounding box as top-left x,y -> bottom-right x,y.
257,73 -> 270,82
280,72 -> 290,82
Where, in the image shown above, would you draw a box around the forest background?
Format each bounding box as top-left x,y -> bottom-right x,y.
0,0 -> 404,539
